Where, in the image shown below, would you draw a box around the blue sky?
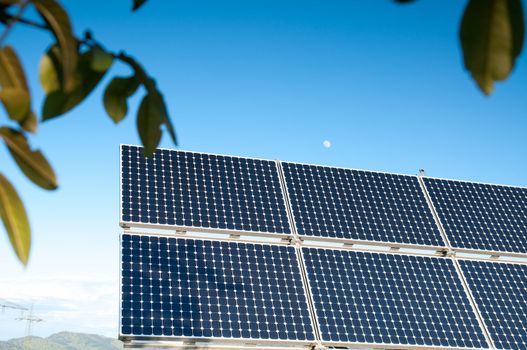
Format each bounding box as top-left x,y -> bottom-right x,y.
0,0 -> 526,340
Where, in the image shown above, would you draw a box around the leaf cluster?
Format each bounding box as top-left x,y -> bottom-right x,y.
0,0 -> 174,264
0,0 -> 524,266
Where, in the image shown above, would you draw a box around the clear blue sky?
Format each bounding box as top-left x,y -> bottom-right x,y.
0,0 -> 526,340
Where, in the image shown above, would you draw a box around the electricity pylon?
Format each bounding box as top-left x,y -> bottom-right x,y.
15,305 -> 44,349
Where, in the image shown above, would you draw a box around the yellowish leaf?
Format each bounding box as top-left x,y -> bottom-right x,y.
460,0 -> 524,95
34,0 -> 78,92
0,173 -> 31,265
0,128 -> 58,190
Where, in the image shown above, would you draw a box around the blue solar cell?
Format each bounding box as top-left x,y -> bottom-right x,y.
282,162 -> 444,247
424,177 -> 527,254
121,233 -> 315,341
460,260 -> 527,350
121,145 -> 291,235
302,247 -> 489,348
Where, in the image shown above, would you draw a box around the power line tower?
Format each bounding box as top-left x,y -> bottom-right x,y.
16,305 -> 44,350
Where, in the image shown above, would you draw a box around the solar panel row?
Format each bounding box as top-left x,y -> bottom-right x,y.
124,233 -> 527,350
120,146 -> 527,350
122,146 -> 527,256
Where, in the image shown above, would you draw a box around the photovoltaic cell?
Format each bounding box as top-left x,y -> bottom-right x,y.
120,233 -> 315,342
282,162 -> 444,247
423,177 -> 527,254
121,145 -> 291,235
302,247 -> 489,349
460,260 -> 527,350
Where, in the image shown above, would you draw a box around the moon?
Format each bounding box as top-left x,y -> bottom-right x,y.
323,140 -> 332,148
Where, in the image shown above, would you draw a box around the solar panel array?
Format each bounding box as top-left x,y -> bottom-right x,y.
121,145 -> 291,235
282,162 -> 444,247
424,177 -> 527,254
460,260 -> 527,350
121,233 -> 315,341
120,145 -> 527,350
302,248 -> 489,349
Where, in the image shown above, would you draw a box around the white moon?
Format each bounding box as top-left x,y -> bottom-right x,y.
323,140 -> 332,148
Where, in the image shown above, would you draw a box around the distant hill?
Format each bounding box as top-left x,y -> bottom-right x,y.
0,332 -> 123,350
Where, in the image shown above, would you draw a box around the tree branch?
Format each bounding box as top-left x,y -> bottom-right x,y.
0,13 -> 49,30
0,0 -> 31,46
79,34 -> 156,93
114,51 -> 156,92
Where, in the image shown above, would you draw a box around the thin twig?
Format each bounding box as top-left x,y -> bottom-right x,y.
79,36 -> 155,91
0,14 -> 48,30
80,35 -> 156,93
0,0 -> 31,46
115,51 -> 156,91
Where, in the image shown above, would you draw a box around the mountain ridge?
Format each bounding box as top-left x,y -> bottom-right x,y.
0,331 -> 122,350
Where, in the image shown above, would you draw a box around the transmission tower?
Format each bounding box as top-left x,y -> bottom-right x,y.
16,305 -> 44,349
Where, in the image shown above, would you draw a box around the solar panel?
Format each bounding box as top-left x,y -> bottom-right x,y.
460,259 -> 527,350
302,247 -> 489,349
121,145 -> 291,235
423,177 -> 527,254
120,233 -> 315,342
282,162 -> 444,247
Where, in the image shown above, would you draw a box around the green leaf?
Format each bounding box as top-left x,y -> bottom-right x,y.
132,0 -> 147,11
42,49 -> 111,120
0,173 -> 30,265
33,0 -> 78,93
90,45 -> 113,72
103,75 -> 139,123
116,53 -> 177,147
460,0 -> 525,95
0,46 -> 32,122
137,92 -> 164,156
0,128 -> 58,190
